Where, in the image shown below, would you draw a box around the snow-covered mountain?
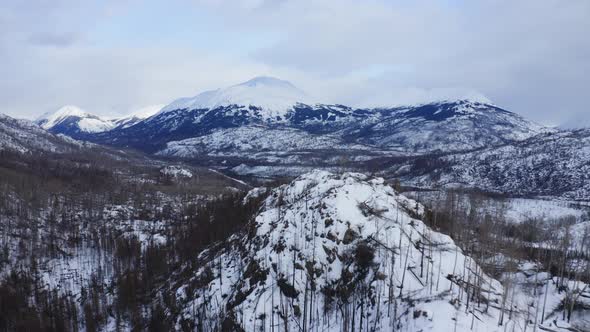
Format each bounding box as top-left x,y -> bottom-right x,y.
36,105 -> 164,139
148,99 -> 549,163
33,78 -> 568,201
36,105 -> 116,136
173,170 -> 589,331
351,100 -> 550,152
83,77 -> 547,158
159,76 -> 311,119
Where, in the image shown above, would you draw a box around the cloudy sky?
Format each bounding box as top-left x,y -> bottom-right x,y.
1,0 -> 588,125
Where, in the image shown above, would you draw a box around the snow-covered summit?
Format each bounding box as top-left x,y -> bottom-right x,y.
159,76 -> 312,119
37,105 -> 86,126
36,105 -> 115,134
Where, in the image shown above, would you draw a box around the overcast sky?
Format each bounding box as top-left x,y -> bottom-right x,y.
0,0 -> 588,125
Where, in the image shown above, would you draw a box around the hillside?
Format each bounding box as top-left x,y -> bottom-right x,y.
172,171 -> 589,331
0,112 -> 89,153
392,129 -> 590,201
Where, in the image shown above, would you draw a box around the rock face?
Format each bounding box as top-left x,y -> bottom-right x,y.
175,170 -> 510,331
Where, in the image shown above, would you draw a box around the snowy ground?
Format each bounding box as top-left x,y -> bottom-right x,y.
175,171 -> 590,332
406,190 -> 588,224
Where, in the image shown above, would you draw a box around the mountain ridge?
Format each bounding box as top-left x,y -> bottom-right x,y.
37,105 -> 115,134
35,104 -> 162,139
85,98 -> 548,157
36,78 -> 549,157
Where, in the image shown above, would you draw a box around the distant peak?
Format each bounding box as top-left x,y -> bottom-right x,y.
36,105 -> 87,123
159,76 -> 311,117
36,105 -> 115,133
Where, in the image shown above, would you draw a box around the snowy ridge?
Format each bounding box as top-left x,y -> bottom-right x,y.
363,100 -> 551,151
140,98 -> 551,177
36,104 -> 165,137
36,105 -> 88,129
0,112 -> 80,153
133,99 -> 547,157
41,78 -> 549,158
174,170 -> 590,331
112,104 -> 163,129
37,105 -> 115,133
395,129 -> 590,200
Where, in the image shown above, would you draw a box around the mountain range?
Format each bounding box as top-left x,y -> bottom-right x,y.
1,76 -> 585,200
36,77 -> 549,156
35,104 -> 161,139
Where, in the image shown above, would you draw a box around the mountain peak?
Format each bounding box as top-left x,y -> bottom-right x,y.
159,76 -> 311,118
38,105 -> 86,121
36,105 -> 114,134
37,105 -> 90,129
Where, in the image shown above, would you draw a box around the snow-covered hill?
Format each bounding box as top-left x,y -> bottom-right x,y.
0,112 -> 85,153
174,171 -> 589,331
392,129 -> 590,201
